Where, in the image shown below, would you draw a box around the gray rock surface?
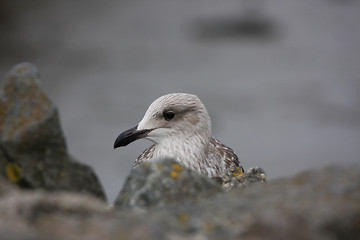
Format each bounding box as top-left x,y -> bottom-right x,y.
0,62 -> 106,200
0,164 -> 359,240
0,176 -> 110,240
213,166 -> 267,191
114,158 -> 223,209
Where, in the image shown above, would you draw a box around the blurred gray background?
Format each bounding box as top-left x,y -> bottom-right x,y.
1,0 -> 359,202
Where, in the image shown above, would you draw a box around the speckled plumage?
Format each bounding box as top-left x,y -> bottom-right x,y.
117,93 -> 244,177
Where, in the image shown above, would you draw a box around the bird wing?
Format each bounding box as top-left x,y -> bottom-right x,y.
208,137 -> 244,173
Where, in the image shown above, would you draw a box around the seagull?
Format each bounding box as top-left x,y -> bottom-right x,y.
114,93 -> 244,177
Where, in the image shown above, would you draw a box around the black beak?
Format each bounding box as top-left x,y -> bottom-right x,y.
114,125 -> 152,149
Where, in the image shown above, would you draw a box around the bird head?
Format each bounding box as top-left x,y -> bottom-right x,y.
114,93 -> 211,148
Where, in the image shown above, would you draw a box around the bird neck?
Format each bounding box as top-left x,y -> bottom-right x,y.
153,132 -> 210,171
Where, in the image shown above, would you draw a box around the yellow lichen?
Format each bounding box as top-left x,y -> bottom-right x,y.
202,222 -> 215,232
170,171 -> 179,178
59,171 -> 66,177
177,213 -> 189,223
232,168 -> 243,177
5,163 -> 22,183
156,162 -> 163,169
172,163 -> 183,172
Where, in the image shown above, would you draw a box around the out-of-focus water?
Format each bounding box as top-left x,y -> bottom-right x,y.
1,0 -> 360,202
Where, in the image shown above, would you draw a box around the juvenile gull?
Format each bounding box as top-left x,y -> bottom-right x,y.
114,93 -> 244,177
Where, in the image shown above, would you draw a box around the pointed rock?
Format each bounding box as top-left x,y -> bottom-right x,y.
0,62 -> 106,200
114,158 -> 222,209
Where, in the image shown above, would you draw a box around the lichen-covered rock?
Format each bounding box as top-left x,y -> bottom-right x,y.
0,62 -> 106,200
0,164 -> 359,240
114,158 -> 222,209
213,167 -> 267,191
113,165 -> 360,240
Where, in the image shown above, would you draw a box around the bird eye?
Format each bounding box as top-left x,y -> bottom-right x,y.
163,110 -> 175,121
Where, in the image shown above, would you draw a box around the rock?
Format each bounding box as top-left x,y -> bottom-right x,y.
0,176 -> 110,240
0,62 -> 106,200
0,175 -> 17,196
213,167 -> 267,191
111,165 -> 360,240
114,158 -> 223,209
0,164 -> 359,240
